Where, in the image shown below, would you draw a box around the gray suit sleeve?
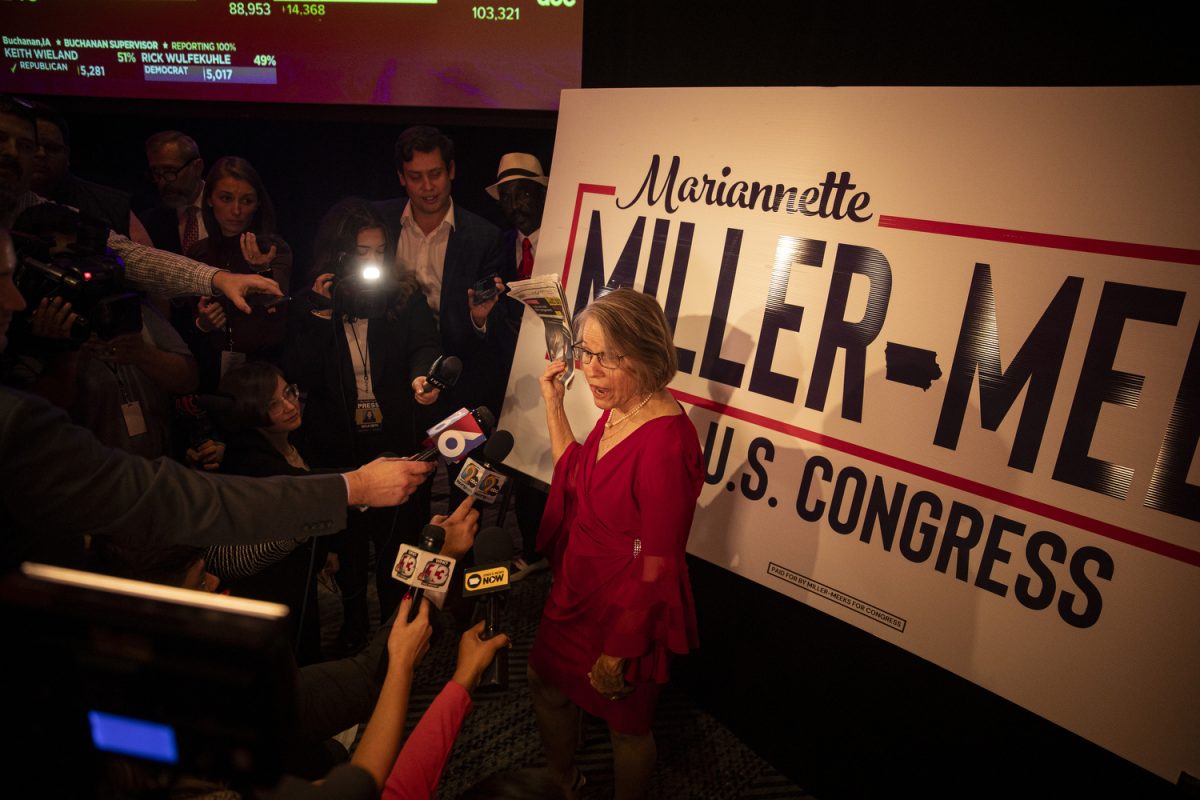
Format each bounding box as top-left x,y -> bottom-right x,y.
0,387 -> 347,564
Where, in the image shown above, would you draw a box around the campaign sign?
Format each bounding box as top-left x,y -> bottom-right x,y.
498,87 -> 1200,781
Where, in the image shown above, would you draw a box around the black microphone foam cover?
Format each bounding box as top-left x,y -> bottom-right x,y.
419,523 -> 446,553
472,526 -> 514,566
482,430 -> 514,463
472,406 -> 496,436
436,355 -> 463,385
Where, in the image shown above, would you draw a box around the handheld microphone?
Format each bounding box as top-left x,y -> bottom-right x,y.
420,407 -> 492,463
392,524 -> 450,622
463,526 -> 514,691
453,430 -> 514,504
420,355 -> 462,394
472,406 -> 496,436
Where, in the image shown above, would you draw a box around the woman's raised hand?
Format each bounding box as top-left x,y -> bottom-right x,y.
539,358 -> 568,406
240,232 -> 277,268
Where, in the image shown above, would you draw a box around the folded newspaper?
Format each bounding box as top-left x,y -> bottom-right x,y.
507,274 -> 576,387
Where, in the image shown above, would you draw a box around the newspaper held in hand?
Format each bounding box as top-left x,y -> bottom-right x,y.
507,273 -> 575,387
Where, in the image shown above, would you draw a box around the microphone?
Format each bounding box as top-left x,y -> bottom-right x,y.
391,524 -> 451,622
420,406 -> 491,463
420,355 -> 462,394
472,406 -> 496,436
453,430 -> 514,504
462,526 -> 514,691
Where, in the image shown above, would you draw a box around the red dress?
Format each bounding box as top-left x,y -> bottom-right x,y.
529,407 -> 703,734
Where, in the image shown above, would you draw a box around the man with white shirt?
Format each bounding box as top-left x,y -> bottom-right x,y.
374,126 -> 509,417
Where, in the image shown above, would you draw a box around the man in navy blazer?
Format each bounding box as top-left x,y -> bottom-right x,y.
374,126 -> 512,420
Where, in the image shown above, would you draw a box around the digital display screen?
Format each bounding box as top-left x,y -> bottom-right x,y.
1,0 -> 583,111
88,710 -> 179,764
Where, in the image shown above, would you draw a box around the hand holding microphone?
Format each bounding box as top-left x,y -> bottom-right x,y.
344,457 -> 434,508
413,354 -> 462,406
395,524 -> 449,622
462,526 -> 514,692
432,495 -> 480,559
452,620 -> 511,693
421,355 -> 463,394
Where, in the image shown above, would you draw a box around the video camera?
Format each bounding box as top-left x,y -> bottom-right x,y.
310,254 -> 403,320
11,203 -> 142,341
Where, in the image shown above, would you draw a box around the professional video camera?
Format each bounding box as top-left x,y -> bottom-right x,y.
11,203 -> 142,341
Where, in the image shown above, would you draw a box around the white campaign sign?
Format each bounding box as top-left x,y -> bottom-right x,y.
498,87 -> 1200,781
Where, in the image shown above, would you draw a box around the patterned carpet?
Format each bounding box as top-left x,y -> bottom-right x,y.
316,499 -> 814,799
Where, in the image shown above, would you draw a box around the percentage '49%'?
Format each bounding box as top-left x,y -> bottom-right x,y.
253,54 -> 277,66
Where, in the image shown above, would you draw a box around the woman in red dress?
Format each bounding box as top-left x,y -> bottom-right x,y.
529,288 -> 703,799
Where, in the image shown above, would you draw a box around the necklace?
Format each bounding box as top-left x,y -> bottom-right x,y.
604,393 -> 653,432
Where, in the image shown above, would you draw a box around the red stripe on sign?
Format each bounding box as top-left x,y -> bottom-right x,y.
670,388 -> 1200,569
562,183 -> 618,289
878,215 -> 1200,265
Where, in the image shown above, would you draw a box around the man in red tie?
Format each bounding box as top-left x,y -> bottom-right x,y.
139,131 -> 207,256
137,131 -> 209,337
486,152 -> 548,281
485,152 -> 551,583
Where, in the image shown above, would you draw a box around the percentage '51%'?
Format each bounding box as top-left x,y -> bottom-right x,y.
254,54 -> 277,66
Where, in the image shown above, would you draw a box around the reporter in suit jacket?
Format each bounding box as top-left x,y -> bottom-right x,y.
373,126 -> 513,420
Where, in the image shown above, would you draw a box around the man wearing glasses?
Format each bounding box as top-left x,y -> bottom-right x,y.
139,130 -> 208,255
0,96 -> 278,314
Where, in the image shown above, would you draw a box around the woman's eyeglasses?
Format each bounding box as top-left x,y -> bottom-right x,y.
269,383 -> 300,412
571,345 -> 624,369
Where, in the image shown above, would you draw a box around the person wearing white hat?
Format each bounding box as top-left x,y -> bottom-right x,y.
486,153 -> 548,282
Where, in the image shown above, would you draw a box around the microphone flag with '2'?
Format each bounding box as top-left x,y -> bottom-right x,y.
462,526 -> 514,692
420,407 -> 492,463
453,430 -> 513,504
392,524 -> 453,621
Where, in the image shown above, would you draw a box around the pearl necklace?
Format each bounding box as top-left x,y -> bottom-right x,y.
604,393 -> 653,433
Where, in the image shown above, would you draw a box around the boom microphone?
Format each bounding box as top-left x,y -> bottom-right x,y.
453,430 -> 514,504
463,526 -> 514,691
420,354 -> 462,394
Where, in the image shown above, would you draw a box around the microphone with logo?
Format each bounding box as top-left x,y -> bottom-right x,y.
416,406 -> 494,463
419,354 -> 462,395
453,430 -> 513,505
391,524 -> 454,622
462,526 -> 514,692
405,406 -> 493,463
